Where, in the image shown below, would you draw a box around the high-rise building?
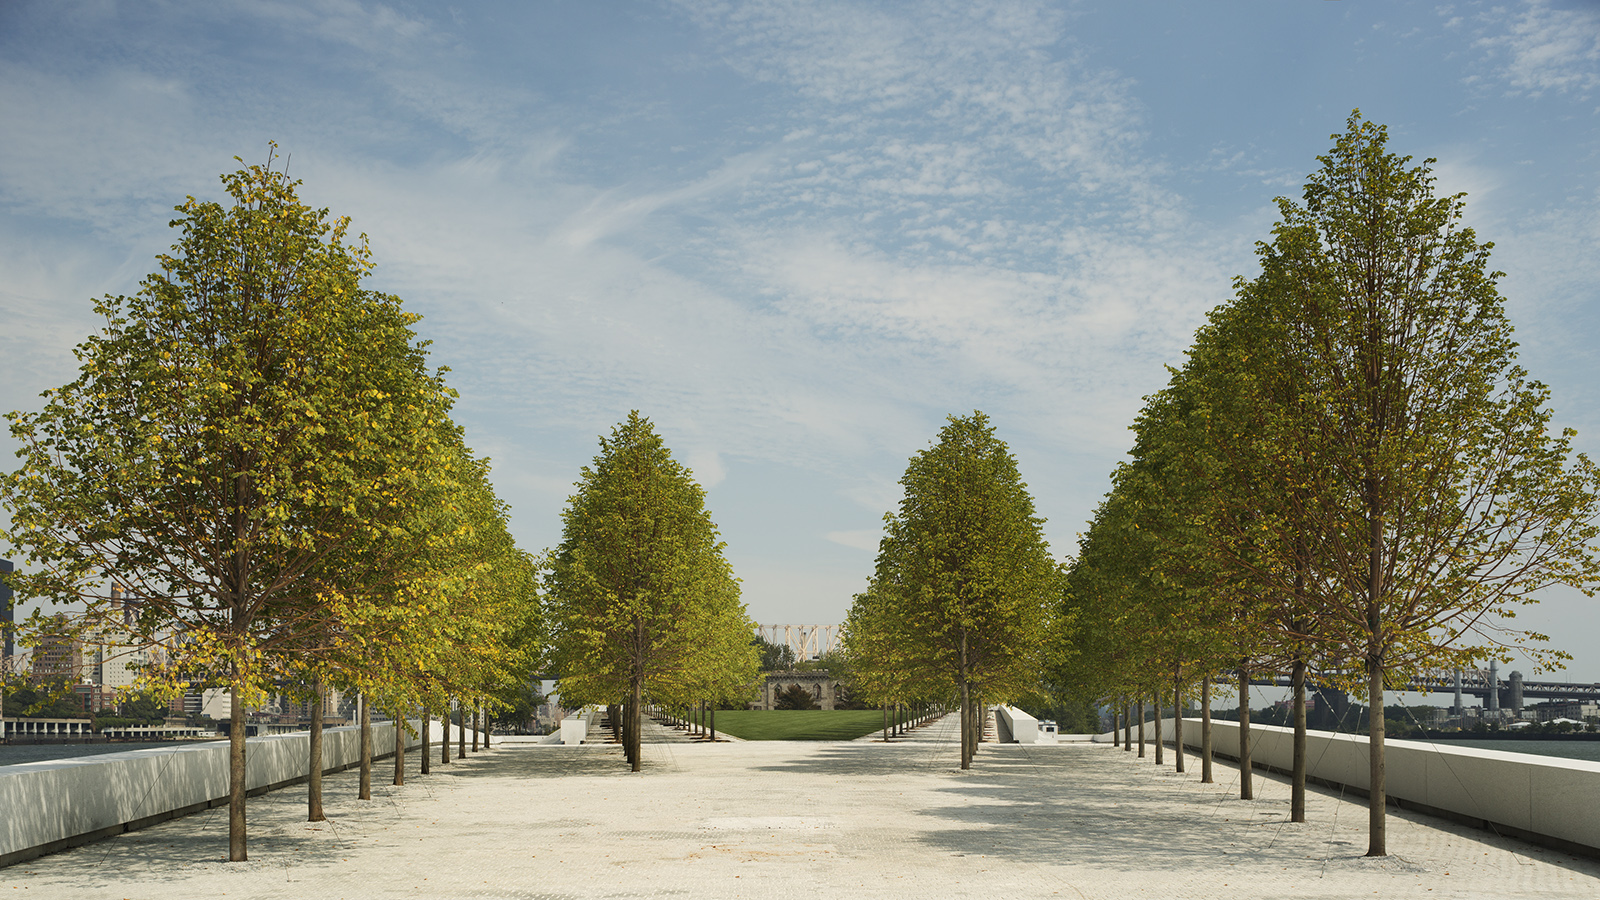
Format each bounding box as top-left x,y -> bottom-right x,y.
109,583 -> 140,629
89,585 -> 148,691
193,688 -> 231,720
30,616 -> 84,682
88,637 -> 146,691
1,558 -> 14,660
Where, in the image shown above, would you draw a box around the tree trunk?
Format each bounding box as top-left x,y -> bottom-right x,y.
228,683 -> 247,861
1201,678 -> 1213,784
1123,701 -> 1132,751
1112,704 -> 1121,748
308,682 -> 325,822
441,702 -> 451,765
1153,690 -> 1164,766
358,694 -> 372,800
457,698 -> 466,761
1136,700 -> 1146,758
1290,534 -> 1309,821
421,706 -> 430,775
630,682 -> 643,768
963,685 -> 975,769
393,708 -> 405,786
1174,682 -> 1185,774
1239,663 -> 1253,800
1292,656 -> 1308,822
484,703 -> 491,749
959,629 -> 974,769
710,703 -> 716,742
1367,657 -> 1387,856
959,679 -> 972,770
628,676 -> 643,772
1365,469 -> 1388,857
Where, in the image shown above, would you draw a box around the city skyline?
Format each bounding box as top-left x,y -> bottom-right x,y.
3,2 -> 1600,678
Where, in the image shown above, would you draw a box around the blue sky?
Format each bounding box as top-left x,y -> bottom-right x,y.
4,1 -> 1600,680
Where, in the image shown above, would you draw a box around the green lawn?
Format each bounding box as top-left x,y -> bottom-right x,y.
707,709 -> 911,741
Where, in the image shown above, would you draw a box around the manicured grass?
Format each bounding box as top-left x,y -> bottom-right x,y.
708,709 -> 910,742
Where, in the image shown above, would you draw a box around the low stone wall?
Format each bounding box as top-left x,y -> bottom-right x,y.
994,705 -> 1039,744
0,718 -> 483,867
1098,717 -> 1600,855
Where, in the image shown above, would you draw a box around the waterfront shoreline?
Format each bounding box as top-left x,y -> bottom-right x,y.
1417,731 -> 1600,741
0,739 -> 223,768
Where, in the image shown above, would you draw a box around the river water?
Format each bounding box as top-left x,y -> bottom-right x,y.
0,740 -> 222,767
1433,738 -> 1600,763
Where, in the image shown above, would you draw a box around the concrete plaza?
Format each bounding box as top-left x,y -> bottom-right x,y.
4,715 -> 1599,899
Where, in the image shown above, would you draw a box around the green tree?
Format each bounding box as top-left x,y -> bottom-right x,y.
488,679 -> 546,733
1244,113 -> 1600,855
812,650 -> 869,709
1173,273 -> 1353,815
841,585 -> 925,715
117,692 -> 170,724
1111,320 -> 1327,804
1,681 -> 86,719
774,683 -> 818,710
545,412 -> 757,772
867,412 -> 1057,770
754,635 -> 797,672
300,437 -> 541,813
1,151 -> 455,860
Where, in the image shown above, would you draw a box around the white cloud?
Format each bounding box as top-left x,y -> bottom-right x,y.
1475,0 -> 1600,96
684,447 -> 728,489
1,0 -> 1233,490
20,2 -> 1599,659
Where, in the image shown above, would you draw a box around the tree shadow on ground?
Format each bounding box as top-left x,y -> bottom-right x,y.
745,741 -> 1600,881
440,747 -> 644,779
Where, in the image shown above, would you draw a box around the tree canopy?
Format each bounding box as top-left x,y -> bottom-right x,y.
846,412 -> 1058,769
545,411 -> 758,771
1,151 -> 537,859
1058,112 -> 1600,856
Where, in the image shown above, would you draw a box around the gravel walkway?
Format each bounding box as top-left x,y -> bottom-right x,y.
4,714 -> 1598,899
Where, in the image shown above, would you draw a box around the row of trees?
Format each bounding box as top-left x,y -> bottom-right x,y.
842,413 -> 1059,769
0,153 -> 541,860
1060,113 -> 1600,856
543,412 -> 761,772
6,113 -> 1595,861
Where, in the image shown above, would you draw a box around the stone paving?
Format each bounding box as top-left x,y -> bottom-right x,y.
5,714 -> 1600,899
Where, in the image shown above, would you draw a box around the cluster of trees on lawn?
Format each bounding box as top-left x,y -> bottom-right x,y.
0,152 -> 541,861
1055,113 -> 1600,857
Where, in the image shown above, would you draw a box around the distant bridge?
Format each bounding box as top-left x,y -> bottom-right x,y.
756,624 -> 840,661
1243,665 -> 1600,708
